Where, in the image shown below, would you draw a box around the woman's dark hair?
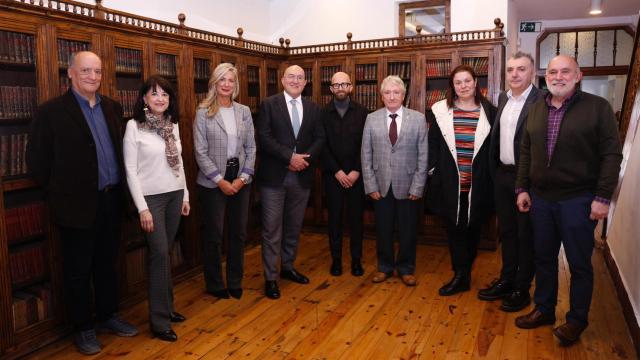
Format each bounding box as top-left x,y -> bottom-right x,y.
446,64 -> 484,108
133,75 -> 179,123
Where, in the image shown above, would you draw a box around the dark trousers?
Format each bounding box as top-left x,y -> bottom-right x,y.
261,172 -> 310,281
144,190 -> 183,332
495,167 -> 535,290
373,186 -> 418,275
445,192 -> 481,274
199,184 -> 250,291
59,187 -> 122,331
324,174 -> 363,262
530,192 -> 596,327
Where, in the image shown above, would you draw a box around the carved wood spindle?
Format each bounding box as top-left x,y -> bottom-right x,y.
178,13 -> 186,36
555,32 -> 560,55
613,29 -> 618,66
347,32 -> 353,50
574,31 -> 578,60
285,38 -> 290,48
593,30 -> 598,66
416,25 -> 422,35
279,37 -> 285,47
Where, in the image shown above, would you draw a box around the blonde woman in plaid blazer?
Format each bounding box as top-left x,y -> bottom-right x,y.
193,63 -> 256,300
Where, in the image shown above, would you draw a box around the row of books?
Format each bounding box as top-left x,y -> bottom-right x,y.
155,54 -> 177,77
117,89 -> 137,119
355,64 -> 377,81
0,30 -> 35,65
0,133 -> 28,177
5,203 -> 45,244
425,89 -> 447,108
354,84 -> 379,111
462,57 -> 489,74
246,96 -> 259,113
12,284 -> 52,330
57,39 -> 90,68
267,69 -> 278,85
320,94 -> 333,105
9,242 -> 45,285
426,59 -> 451,77
195,92 -> 207,107
193,58 -> 210,80
247,67 -> 260,83
115,47 -> 143,74
59,76 -> 70,94
0,86 -> 37,119
319,66 -> 341,83
303,68 -> 312,82
388,62 -> 411,79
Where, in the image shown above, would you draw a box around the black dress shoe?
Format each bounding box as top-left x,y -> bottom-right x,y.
330,260 -> 342,276
228,288 -> 243,299
351,261 -> 364,277
500,290 -> 531,312
207,289 -> 229,299
151,329 -> 177,342
478,278 -> 513,301
265,281 -> 280,299
439,272 -> 470,296
170,312 -> 186,322
280,269 -> 310,284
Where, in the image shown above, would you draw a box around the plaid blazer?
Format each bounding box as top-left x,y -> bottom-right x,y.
361,106 -> 428,199
193,102 -> 256,188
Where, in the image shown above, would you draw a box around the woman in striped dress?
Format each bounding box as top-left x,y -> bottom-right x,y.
426,64 -> 497,296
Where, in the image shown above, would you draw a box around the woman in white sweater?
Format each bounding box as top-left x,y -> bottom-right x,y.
123,75 -> 190,342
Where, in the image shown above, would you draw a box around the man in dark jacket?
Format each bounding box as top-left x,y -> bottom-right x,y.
478,52 -> 542,312
514,55 -> 622,345
27,51 -> 137,355
321,71 -> 368,277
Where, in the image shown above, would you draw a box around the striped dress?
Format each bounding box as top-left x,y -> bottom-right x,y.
452,107 -> 480,192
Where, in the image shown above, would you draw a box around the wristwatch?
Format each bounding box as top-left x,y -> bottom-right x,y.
240,175 -> 250,185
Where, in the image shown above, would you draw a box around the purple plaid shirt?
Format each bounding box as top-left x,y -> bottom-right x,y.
545,91 -> 575,165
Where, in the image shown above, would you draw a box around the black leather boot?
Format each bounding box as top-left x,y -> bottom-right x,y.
439,271 -> 470,296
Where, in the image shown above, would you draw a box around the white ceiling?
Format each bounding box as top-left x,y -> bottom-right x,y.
513,0 -> 640,21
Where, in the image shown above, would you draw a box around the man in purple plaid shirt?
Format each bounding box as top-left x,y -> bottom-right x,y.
512,55 -> 622,346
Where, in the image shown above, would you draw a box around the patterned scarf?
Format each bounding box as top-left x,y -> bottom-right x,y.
138,111 -> 180,177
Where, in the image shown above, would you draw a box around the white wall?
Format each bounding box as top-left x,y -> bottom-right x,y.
76,0 -> 508,46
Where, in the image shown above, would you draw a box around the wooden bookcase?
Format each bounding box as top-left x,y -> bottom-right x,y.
0,1 -> 505,357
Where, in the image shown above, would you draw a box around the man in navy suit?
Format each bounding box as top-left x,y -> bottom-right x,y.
257,65 -> 325,299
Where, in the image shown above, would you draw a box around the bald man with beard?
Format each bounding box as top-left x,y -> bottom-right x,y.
257,65 -> 325,299
321,72 -> 368,277
514,55 -> 622,345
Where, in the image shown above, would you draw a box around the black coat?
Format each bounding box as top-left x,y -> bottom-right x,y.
320,99 -> 368,174
488,86 -> 543,178
256,93 -> 325,187
425,98 -> 497,226
27,90 -> 125,228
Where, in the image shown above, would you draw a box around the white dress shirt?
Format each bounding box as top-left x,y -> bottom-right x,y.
499,84 -> 532,165
385,107 -> 404,135
284,91 -> 303,128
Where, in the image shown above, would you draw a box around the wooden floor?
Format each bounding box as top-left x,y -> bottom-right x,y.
28,232 -> 636,359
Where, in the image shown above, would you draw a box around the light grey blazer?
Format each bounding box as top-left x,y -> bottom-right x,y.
361,106 -> 428,199
193,102 -> 256,188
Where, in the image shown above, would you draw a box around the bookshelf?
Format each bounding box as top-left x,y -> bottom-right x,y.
246,64 -> 260,113
193,57 -> 210,106
354,62 -> 379,112
425,57 -> 451,109
0,2 -> 505,356
319,64 -> 342,106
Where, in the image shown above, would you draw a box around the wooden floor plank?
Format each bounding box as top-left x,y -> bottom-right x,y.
25,233 -> 637,360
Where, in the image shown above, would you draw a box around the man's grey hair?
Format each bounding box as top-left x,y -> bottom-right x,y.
380,75 -> 406,94
509,51 -> 535,68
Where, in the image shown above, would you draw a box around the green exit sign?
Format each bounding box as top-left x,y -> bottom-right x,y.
520,22 -> 541,32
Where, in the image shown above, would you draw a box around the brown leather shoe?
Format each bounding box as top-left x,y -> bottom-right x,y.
400,274 -> 417,286
515,308 -> 556,329
553,322 -> 587,345
372,272 -> 391,283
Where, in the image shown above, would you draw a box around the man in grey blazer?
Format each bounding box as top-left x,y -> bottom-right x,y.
361,75 -> 428,286
478,52 -> 542,312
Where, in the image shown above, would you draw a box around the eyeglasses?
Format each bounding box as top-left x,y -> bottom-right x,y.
330,82 -> 352,90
